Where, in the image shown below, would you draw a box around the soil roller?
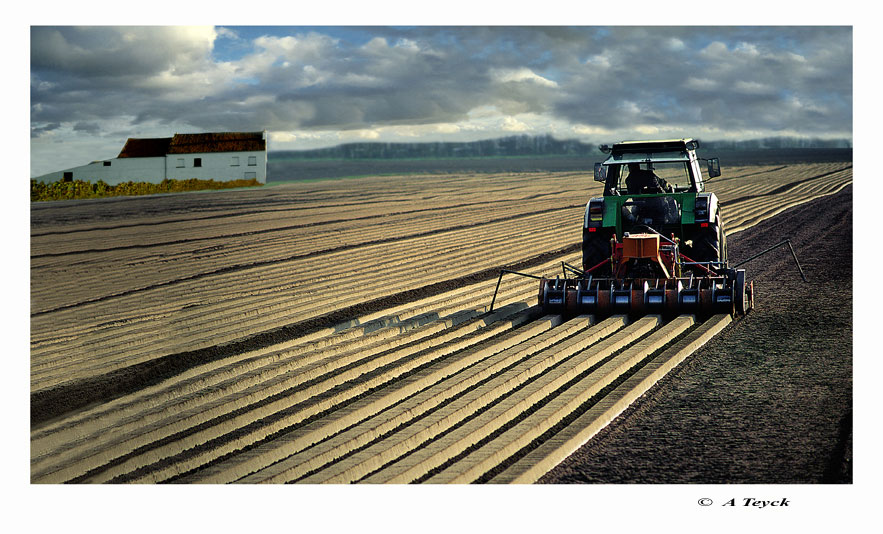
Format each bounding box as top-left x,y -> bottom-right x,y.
537,232 -> 753,318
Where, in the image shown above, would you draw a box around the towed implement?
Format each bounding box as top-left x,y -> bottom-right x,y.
492,138 -> 782,319
538,231 -> 753,318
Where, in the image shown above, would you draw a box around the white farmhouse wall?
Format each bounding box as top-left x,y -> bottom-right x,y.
166,150 -> 267,183
33,131 -> 268,185
33,157 -> 166,185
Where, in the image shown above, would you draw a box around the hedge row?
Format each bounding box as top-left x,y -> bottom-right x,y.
31,178 -> 262,201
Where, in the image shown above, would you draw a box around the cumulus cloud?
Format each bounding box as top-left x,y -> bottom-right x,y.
30,25 -> 852,176
553,27 -> 851,136
571,123 -> 612,136
492,67 -> 558,87
683,77 -> 719,91
501,116 -> 529,131
31,26 -> 217,78
30,122 -> 61,138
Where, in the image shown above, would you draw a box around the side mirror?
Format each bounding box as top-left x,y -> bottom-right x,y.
594,163 -> 607,182
707,157 -> 721,178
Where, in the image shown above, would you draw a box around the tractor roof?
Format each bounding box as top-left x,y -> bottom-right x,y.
611,138 -> 699,154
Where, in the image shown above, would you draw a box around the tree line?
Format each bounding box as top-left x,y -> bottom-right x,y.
274,134 -> 852,160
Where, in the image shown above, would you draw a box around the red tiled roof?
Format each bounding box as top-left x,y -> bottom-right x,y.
167,132 -> 266,154
117,132 -> 265,157
117,137 -> 172,158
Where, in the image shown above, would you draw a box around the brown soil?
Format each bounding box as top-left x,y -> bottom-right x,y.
29,244 -> 577,425
30,165 -> 853,484
540,185 -> 853,483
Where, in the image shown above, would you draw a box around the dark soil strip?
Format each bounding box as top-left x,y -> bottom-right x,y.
477,321 -> 699,483
540,184 -> 852,484
30,245 -> 577,426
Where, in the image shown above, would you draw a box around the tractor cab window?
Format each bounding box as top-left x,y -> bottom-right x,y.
605,151 -> 694,194
650,161 -> 692,191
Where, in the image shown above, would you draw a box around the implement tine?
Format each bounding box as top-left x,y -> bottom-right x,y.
562,262 -> 586,278
489,271 -> 505,313
490,269 -> 543,312
786,241 -> 809,282
733,239 -> 808,283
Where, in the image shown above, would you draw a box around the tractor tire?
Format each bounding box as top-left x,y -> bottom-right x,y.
582,229 -> 612,276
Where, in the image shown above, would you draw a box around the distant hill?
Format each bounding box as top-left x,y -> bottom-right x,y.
272,134 -> 593,159
702,137 -> 852,150
271,134 -> 851,160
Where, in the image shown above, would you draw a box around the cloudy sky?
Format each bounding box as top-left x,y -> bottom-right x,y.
29,22 -> 853,177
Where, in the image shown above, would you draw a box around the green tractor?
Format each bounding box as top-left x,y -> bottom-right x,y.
536,138 -> 753,318
584,138 -> 725,278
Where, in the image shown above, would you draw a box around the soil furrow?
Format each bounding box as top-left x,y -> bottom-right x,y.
31,163 -> 852,485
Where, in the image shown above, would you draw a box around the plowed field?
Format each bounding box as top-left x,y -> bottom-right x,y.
30,161 -> 852,483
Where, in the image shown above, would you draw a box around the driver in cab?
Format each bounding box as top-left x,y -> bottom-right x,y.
625,163 -> 668,194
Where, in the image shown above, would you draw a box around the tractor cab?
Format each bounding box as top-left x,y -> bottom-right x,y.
593,138 -> 720,196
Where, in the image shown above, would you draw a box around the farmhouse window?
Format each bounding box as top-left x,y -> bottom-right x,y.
245,172 -> 257,180
248,156 -> 257,166
231,156 -> 239,166
176,158 -> 185,168
194,158 -> 202,167
103,161 -> 111,166
62,172 -> 73,182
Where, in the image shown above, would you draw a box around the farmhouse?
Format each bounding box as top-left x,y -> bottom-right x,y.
34,131 -> 268,185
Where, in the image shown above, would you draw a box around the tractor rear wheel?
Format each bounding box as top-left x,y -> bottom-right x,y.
582,229 -> 612,276
691,212 -> 727,272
